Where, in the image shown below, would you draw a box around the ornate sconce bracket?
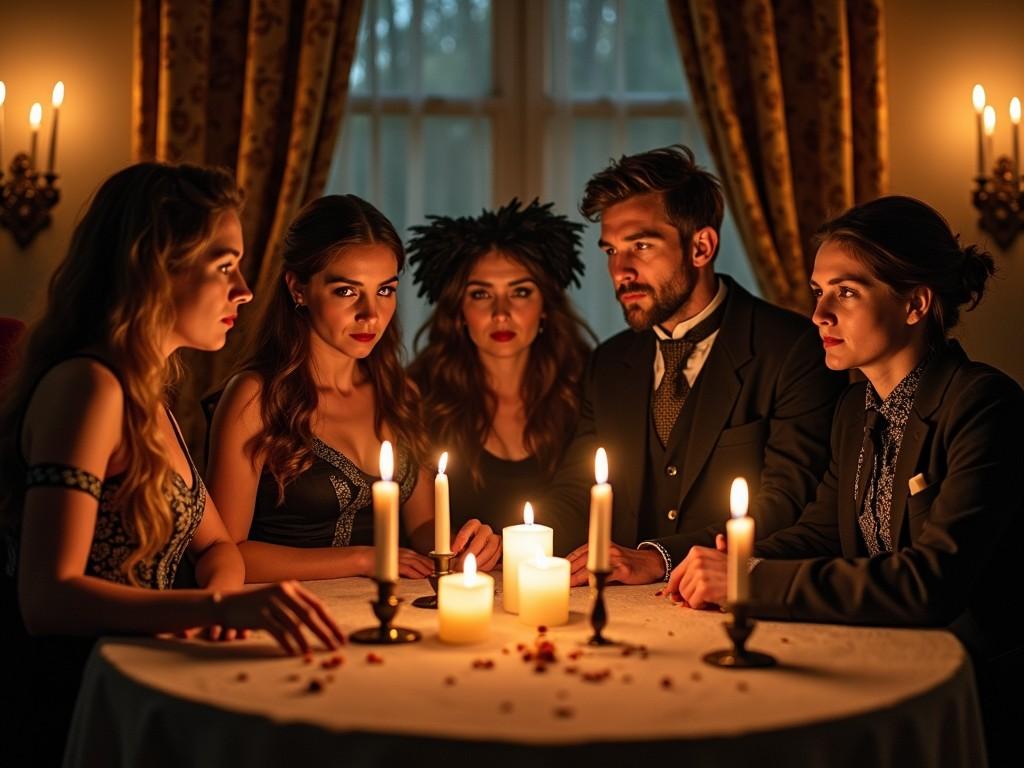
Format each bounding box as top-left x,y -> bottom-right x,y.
973,156 -> 1022,250
0,153 -> 61,248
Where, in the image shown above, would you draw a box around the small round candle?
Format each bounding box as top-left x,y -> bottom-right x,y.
501,502 -> 552,614
438,554 -> 494,644
518,555 -> 570,627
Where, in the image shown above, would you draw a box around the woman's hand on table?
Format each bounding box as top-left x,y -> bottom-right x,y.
663,534 -> 728,609
399,548 -> 434,578
217,581 -> 346,655
452,519 -> 501,572
566,542 -> 666,586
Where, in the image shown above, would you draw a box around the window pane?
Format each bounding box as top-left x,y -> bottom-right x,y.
622,1 -> 688,95
375,0 -> 418,94
350,9 -> 372,95
565,0 -> 618,96
421,0 -> 491,96
423,116 -> 491,217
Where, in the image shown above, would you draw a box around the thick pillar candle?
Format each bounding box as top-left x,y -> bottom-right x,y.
372,441 -> 399,582
518,556 -> 570,627
587,447 -> 612,572
501,502 -> 552,613
434,451 -> 451,553
726,477 -> 753,604
438,553 -> 493,644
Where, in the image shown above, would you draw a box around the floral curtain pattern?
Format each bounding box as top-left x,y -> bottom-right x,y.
133,0 -> 363,457
668,0 -> 888,312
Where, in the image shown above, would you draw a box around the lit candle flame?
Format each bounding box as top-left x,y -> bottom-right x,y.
523,501 -> 534,526
463,552 -> 477,586
730,477 -> 749,519
984,105 -> 996,136
29,102 -> 42,129
438,451 -> 448,475
51,81 -> 64,108
973,84 -> 986,114
0,81 -> 6,106
379,440 -> 394,482
1011,97 -> 1021,126
595,447 -> 608,485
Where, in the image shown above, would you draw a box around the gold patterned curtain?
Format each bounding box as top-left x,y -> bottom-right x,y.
133,0 -> 363,457
668,0 -> 888,311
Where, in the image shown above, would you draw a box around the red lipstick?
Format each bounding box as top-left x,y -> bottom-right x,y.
221,316 -> 237,327
822,336 -> 843,348
490,331 -> 516,342
350,332 -> 376,343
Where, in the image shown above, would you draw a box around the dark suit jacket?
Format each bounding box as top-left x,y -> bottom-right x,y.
750,341 -> 1024,664
545,276 -> 846,562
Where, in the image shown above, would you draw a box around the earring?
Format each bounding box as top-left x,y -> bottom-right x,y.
293,297 -> 304,311
539,318 -> 546,335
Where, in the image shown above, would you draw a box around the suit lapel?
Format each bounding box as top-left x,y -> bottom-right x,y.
608,332 -> 654,539
839,401 -> 865,556
676,279 -> 752,508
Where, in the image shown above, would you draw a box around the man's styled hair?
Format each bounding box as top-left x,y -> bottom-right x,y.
580,145 -> 725,254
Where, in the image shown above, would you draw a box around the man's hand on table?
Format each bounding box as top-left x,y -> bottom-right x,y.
452,519 -> 501,572
399,548 -> 434,578
566,542 -> 666,587
664,534 -> 728,609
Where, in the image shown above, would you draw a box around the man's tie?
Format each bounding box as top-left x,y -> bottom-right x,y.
650,302 -> 726,447
856,407 -> 884,555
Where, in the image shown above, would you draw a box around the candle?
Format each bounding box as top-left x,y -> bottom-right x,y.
1011,97 -> 1021,192
372,440 -> 399,582
518,555 -> 570,627
973,84 -> 986,177
0,81 -> 6,173
587,447 -> 612,572
438,553 -> 493,644
501,502 -> 552,613
47,81 -> 63,174
434,451 -> 451,554
983,105 -> 996,178
726,478 -> 754,604
28,102 -> 42,170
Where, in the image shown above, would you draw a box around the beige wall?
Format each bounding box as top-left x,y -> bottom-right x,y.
887,0 -> 1024,383
0,0 -> 1020,382
0,0 -> 133,321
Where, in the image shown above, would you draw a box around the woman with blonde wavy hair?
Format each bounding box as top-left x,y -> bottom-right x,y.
206,194 -> 501,580
0,163 -> 344,765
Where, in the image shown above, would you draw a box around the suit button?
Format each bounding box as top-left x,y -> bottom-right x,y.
667,509 -> 678,521
665,465 -> 678,477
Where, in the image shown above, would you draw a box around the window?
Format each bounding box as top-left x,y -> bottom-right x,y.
327,0 -> 756,346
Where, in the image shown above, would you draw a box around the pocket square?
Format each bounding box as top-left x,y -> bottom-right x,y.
908,472 -> 929,495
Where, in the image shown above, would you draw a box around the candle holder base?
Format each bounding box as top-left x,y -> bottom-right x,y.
586,570 -> 616,646
702,603 -> 776,668
412,551 -> 454,609
350,579 -> 422,644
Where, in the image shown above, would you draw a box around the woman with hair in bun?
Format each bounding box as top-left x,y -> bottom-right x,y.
407,200 -> 594,555
666,195 -> 1021,763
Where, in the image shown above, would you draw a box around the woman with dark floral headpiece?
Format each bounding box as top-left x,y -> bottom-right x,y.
408,200 -> 595,547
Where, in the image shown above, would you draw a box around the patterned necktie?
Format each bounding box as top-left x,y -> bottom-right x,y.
651,301 -> 726,447
855,407 -> 884,555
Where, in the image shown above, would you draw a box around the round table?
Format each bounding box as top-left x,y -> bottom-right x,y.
64,576 -> 986,767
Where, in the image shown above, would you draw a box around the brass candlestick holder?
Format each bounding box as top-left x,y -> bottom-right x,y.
350,579 -> 422,644
586,569 -> 615,646
703,602 -> 776,668
412,551 -> 454,609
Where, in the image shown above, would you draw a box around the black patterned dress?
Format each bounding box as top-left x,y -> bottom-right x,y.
250,437 -> 418,548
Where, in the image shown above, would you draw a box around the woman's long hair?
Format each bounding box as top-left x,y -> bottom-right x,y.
409,250 -> 593,486
237,195 -> 426,502
0,163 -> 242,583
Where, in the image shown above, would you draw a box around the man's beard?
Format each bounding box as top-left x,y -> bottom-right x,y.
617,263 -> 697,331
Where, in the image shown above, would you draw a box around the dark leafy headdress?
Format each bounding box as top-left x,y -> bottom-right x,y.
407,198 -> 586,304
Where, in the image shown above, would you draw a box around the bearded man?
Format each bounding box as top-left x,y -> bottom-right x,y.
551,145 -> 846,586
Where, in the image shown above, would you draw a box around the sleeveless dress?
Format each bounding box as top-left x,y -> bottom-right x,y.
250,437 -> 418,547
1,354 -> 206,765
446,450 -> 546,533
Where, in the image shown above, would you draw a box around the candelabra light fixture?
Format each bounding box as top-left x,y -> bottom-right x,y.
971,84 -> 1022,250
0,80 -> 64,248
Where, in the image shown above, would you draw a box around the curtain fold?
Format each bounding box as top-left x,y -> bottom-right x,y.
668,0 -> 888,312
133,0 -> 363,459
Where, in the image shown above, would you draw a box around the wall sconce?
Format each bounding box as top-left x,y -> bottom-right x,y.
971,84 -> 1022,250
0,81 -> 63,248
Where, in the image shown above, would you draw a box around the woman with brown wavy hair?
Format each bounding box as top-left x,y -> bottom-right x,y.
0,163 -> 344,765
207,195 -> 501,580
407,199 -> 594,541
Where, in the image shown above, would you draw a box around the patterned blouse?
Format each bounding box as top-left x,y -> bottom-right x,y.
854,353 -> 931,556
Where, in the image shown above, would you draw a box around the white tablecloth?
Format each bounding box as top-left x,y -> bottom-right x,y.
64,576 -> 987,767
